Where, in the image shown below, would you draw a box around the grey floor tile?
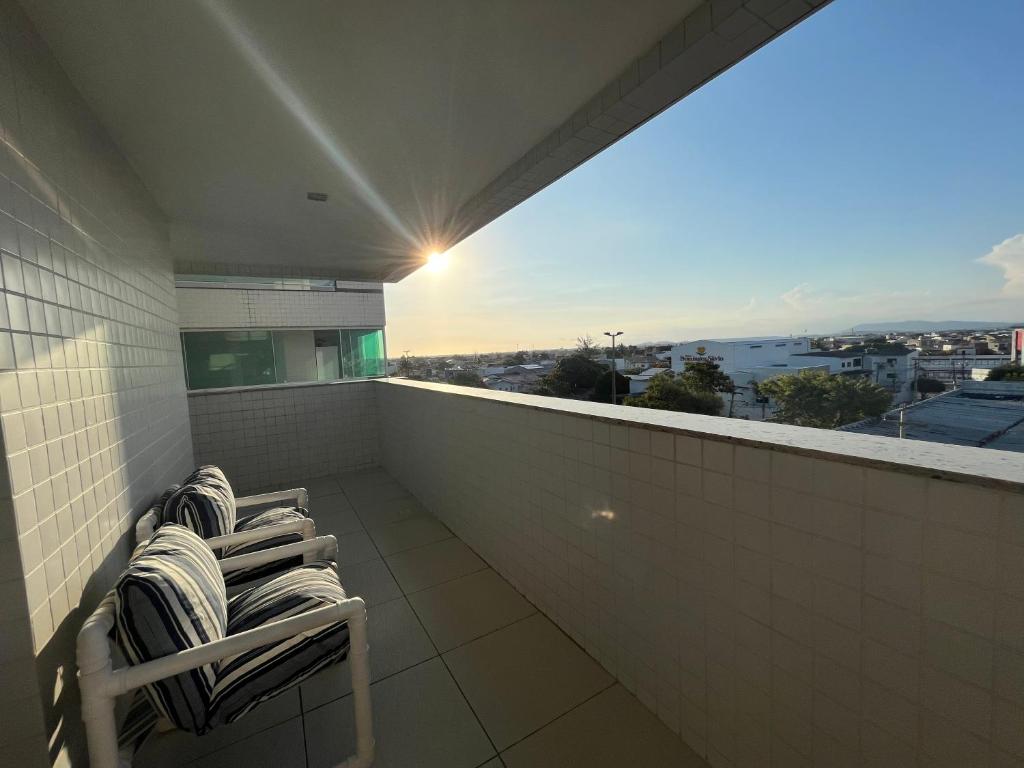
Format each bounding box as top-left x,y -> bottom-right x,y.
301,597 -> 436,711
192,716 -> 306,768
336,467 -> 393,492
477,760 -> 505,768
304,657 -> 495,768
309,492 -> 363,535
336,530 -> 380,565
408,568 -> 536,652
385,537 -> 487,594
338,558 -> 402,606
444,613 -> 613,750
501,684 -> 708,768
301,475 -> 344,498
135,690 -> 301,767
368,515 -> 452,556
351,492 -> 429,528
344,480 -> 411,508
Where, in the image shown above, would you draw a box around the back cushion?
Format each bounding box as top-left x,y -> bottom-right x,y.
114,524 -> 228,734
163,466 -> 237,543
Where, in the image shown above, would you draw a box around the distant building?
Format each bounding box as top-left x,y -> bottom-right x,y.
1012,328 -> 1024,364
795,346 -> 919,405
671,337 -> 811,374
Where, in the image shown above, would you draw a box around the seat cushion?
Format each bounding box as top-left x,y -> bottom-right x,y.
210,561 -> 350,727
114,524 -> 227,735
163,466 -> 237,548
221,506 -> 309,587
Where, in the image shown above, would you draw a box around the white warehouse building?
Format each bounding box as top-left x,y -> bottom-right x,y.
670,337 -> 812,374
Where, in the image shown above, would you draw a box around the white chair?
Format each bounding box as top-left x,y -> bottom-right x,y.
77,529 -> 374,768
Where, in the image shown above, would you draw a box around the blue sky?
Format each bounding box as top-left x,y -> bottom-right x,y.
387,0 -> 1024,355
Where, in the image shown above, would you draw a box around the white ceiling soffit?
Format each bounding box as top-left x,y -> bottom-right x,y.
21,0 -> 828,282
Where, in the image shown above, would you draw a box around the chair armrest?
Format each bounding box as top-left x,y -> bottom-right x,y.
236,488 -> 309,510
135,508 -> 161,542
106,597 -> 366,697
217,535 -> 338,574
204,519 -> 313,552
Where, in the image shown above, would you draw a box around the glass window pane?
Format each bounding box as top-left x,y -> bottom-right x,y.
272,330 -> 316,383
182,331 -> 275,389
340,329 -> 385,378
314,330 -> 342,381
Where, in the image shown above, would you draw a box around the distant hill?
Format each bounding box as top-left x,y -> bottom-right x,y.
846,321 -> 1020,333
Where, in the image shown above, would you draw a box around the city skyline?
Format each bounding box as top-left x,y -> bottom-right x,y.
386,0 -> 1024,356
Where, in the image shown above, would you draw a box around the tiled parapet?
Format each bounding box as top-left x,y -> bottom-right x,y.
375,378 -> 1024,768
188,380 -> 380,494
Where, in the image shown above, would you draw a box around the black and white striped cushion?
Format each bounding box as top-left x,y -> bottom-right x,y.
163,466 -> 237,549
114,524 -> 227,735
209,561 -> 350,726
221,507 -> 309,587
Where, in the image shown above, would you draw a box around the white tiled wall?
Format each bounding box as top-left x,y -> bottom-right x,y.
188,381 -> 379,495
176,285 -> 385,329
377,380 -> 1024,768
0,3 -> 193,765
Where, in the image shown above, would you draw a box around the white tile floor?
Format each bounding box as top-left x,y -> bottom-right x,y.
135,469 -> 708,768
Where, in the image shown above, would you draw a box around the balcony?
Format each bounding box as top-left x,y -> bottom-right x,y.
181,378 -> 1024,767
133,464 -> 707,768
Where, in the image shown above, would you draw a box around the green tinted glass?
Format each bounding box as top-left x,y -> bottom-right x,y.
341,330 -> 385,378
182,331 -> 276,389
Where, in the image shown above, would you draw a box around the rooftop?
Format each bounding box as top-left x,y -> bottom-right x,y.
841,385 -> 1024,451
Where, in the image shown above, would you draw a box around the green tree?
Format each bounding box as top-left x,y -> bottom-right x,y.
625,372 -> 723,415
987,363 -> 1024,381
503,350 -> 528,365
757,370 -> 892,428
449,370 -> 484,387
541,354 -> 604,397
678,361 -> 734,394
591,370 -> 630,402
915,377 -> 945,399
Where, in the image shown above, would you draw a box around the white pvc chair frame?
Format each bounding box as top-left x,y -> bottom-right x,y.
77,534 -> 374,768
135,486 -> 312,543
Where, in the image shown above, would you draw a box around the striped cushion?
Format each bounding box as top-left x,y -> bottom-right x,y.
221,507 -> 309,587
114,524 -> 227,735
154,483 -> 181,527
209,561 -> 350,726
163,466 -> 237,549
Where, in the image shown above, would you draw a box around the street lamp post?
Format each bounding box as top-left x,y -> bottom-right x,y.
604,331 -> 623,405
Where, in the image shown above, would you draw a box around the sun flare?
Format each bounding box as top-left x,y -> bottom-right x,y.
426,250 -> 449,272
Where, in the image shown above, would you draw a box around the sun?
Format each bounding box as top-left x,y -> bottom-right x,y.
425,250 -> 449,272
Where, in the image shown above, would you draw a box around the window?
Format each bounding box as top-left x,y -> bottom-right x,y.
749,345 -> 762,349
775,343 -> 786,347
181,328 -> 385,390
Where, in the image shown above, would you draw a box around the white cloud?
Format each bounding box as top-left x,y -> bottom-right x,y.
978,233 -> 1024,296
780,282 -> 816,311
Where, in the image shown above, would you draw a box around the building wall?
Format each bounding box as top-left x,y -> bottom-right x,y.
378,379 -> 1024,768
188,381 -> 379,494
0,4 -> 194,765
672,338 -> 810,375
176,282 -> 385,330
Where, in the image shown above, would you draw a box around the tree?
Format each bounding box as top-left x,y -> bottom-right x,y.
540,353 -> 604,397
575,335 -> 600,359
449,370 -> 484,387
678,361 -> 734,394
987,363 -> 1024,381
396,355 -> 414,376
915,377 -> 945,399
591,370 -> 629,402
625,372 -> 723,416
757,370 -> 892,428
503,350 -> 528,366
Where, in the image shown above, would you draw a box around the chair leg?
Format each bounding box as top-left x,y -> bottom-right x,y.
80,678 -> 123,768
338,598 -> 374,768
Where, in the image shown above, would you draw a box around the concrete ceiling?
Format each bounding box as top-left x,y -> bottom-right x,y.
20,0 -> 827,281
